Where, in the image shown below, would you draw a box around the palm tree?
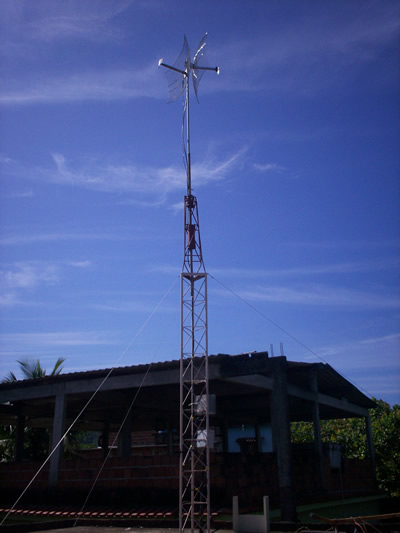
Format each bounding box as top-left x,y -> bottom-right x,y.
1,358 -> 66,461
3,371 -> 17,382
3,357 -> 65,382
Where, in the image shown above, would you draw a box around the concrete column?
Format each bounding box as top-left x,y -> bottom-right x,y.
255,423 -> 263,453
49,386 -> 67,489
269,394 -> 277,453
14,413 -> 25,462
365,414 -> 376,480
167,424 -> 174,455
312,403 -> 323,456
310,369 -> 324,489
101,420 -> 109,458
270,356 -> 296,522
221,417 -> 229,453
118,414 -> 132,458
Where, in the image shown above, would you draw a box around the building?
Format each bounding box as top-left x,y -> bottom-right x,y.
0,351 -> 376,521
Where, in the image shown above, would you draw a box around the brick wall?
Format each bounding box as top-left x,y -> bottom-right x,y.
0,450 -> 376,507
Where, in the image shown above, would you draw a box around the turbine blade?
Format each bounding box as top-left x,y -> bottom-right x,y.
163,35 -> 190,102
192,33 -> 209,101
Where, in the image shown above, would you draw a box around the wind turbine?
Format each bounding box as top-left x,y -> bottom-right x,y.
159,34 -> 219,533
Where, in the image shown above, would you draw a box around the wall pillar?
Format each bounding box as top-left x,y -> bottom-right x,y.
101,420 -> 109,458
310,369 -> 324,489
255,422 -> 263,453
270,356 -> 297,522
221,417 -> 229,453
167,424 -> 174,455
14,413 -> 25,462
49,386 -> 67,489
118,414 -> 132,458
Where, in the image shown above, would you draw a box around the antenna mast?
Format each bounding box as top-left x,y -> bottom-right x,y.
159,34 -> 219,533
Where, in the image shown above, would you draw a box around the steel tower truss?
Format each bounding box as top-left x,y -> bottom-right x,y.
180,193 -> 209,533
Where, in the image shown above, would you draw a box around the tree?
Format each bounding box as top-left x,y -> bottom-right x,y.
291,398 -> 400,497
3,357 -> 65,382
369,400 -> 400,497
0,425 -> 15,462
1,358 -> 66,461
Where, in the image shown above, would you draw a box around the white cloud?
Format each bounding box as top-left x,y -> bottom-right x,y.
0,292 -> 22,307
68,260 -> 92,269
25,13 -> 123,43
215,3 -> 400,95
286,239 -> 400,251
2,2 -> 397,106
0,190 -> 33,199
168,201 -> 183,214
207,258 -> 400,279
0,0 -> 399,105
253,163 -> 287,173
48,152 -> 179,194
0,64 -> 163,106
0,331 -> 119,348
0,0 -> 132,44
0,149 -> 245,203
318,335 -> 400,363
191,147 -> 247,187
301,333 -> 400,403
0,261 -> 59,308
91,301 -> 176,314
313,334 -> 400,403
0,232 -> 135,246
0,260 -> 94,306
230,284 -> 400,309
0,261 -> 59,291
360,333 -> 400,346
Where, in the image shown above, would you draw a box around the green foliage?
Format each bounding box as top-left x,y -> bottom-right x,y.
62,430 -> 100,458
2,362 -> 97,463
24,428 -> 50,461
291,398 -> 400,497
370,400 -> 400,497
1,358 -> 66,462
0,426 -> 52,462
3,371 -> 17,383
2,358 -> 66,382
73,430 -> 101,449
0,425 -> 15,462
0,357 -> 96,463
63,431 -> 82,459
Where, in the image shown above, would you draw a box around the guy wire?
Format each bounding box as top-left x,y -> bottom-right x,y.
0,275 -> 179,526
73,344 -> 161,526
209,273 -> 374,399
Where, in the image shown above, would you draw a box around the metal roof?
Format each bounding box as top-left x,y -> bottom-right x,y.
0,352 -> 375,424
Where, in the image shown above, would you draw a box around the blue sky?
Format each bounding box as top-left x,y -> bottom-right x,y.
0,0 -> 399,407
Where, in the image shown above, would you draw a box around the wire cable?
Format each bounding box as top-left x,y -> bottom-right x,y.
182,81 -> 188,172
208,273 -> 374,399
73,347 -> 157,527
0,275 -> 179,526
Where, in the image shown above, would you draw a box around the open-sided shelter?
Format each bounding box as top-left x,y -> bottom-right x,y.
0,351 -> 376,520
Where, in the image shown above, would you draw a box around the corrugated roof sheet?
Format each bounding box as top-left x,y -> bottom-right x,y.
0,351 -> 375,409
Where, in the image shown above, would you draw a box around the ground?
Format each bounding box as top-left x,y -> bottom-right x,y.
36,529 -> 233,533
